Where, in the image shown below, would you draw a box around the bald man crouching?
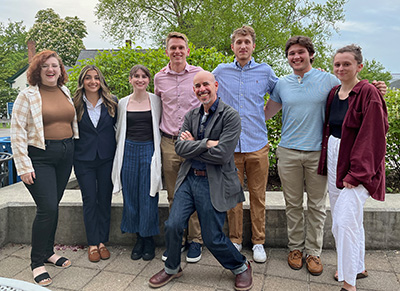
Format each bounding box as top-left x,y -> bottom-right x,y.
149,71 -> 253,291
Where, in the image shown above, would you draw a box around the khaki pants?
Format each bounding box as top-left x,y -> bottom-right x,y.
161,136 -> 202,244
227,144 -> 269,245
276,146 -> 327,256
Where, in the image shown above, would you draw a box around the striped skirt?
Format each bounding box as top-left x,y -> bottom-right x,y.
120,139 -> 159,236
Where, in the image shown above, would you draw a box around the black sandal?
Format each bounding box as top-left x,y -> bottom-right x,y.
34,272 -> 52,286
334,270 -> 368,281
44,256 -> 71,268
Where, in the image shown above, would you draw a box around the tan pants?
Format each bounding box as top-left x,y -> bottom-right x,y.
227,144 -> 269,245
161,136 -> 202,244
276,146 -> 327,256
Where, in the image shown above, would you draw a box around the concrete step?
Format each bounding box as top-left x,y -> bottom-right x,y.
1,177 -> 399,249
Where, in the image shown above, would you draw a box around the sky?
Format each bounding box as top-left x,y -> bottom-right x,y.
1,0 -> 399,77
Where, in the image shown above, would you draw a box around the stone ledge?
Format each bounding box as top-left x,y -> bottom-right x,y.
1,178 -> 399,249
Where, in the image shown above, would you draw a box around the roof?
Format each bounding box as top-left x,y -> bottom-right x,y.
389,79 -> 400,89
6,64 -> 29,84
75,49 -> 120,65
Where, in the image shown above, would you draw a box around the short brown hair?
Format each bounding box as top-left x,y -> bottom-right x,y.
231,26 -> 256,44
27,50 -> 68,86
334,44 -> 363,64
166,32 -> 189,48
285,36 -> 315,64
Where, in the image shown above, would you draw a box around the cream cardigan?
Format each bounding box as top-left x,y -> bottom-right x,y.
111,93 -> 162,196
11,85 -> 79,175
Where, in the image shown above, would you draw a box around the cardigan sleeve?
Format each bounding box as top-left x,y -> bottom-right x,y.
10,90 -> 34,175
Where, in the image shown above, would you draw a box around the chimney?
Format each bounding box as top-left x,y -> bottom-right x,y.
27,40 -> 36,63
125,40 -> 132,47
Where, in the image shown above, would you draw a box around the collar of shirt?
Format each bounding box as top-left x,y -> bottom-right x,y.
234,57 -> 256,70
165,62 -> 190,75
199,97 -> 219,117
83,94 -> 103,109
83,94 -> 103,128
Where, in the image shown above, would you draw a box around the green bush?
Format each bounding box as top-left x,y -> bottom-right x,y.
385,88 -> 400,192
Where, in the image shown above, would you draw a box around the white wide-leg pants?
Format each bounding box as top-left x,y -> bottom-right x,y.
327,135 -> 370,286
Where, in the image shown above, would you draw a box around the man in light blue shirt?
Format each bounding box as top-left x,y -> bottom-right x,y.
213,26 -> 278,263
264,36 -> 339,276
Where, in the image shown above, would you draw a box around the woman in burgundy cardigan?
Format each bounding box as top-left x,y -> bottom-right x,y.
318,45 -> 388,291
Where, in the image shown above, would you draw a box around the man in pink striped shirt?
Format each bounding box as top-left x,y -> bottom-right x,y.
154,32 -> 204,263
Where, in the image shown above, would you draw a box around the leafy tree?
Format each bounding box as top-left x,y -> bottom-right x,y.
0,20 -> 28,87
95,0 -> 345,75
0,87 -> 18,117
67,44 -> 233,98
27,8 -> 87,66
359,59 -> 392,84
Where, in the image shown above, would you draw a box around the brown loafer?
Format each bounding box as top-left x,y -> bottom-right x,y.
306,255 -> 323,276
235,261 -> 253,291
149,268 -> 182,288
99,246 -> 110,260
288,250 -> 303,270
88,248 -> 101,262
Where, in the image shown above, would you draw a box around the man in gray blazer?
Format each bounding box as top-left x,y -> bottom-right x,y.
149,71 -> 253,291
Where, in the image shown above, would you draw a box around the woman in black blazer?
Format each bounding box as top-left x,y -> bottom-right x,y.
73,65 -> 118,262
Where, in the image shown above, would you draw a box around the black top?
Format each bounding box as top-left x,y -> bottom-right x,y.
126,110 -> 153,141
328,89 -> 349,139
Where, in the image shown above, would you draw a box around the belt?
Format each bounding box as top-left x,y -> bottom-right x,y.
191,168 -> 207,177
161,131 -> 179,140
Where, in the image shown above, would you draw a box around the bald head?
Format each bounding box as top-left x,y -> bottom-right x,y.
193,71 -> 216,84
193,71 -> 218,111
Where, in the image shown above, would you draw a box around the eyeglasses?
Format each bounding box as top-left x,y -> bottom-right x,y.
41,64 -> 60,70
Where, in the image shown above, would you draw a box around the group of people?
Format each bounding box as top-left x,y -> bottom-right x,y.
10,25 -> 388,291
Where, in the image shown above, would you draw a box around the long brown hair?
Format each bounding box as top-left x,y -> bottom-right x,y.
73,65 -> 117,121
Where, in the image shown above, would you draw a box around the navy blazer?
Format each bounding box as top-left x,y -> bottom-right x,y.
74,102 -> 117,161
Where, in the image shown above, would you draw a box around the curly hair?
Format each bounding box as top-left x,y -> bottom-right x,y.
285,36 -> 315,64
73,65 -> 117,121
27,50 -> 68,86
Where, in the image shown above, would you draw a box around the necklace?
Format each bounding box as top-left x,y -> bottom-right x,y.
130,93 -> 148,104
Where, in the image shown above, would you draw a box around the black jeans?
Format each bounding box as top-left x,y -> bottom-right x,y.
25,138 -> 74,270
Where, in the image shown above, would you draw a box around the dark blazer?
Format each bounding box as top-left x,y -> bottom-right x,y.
174,99 -> 244,212
74,101 -> 117,161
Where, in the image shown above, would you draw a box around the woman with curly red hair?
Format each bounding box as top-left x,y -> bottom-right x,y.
11,50 -> 78,287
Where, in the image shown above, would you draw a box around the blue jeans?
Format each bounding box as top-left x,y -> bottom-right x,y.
164,171 -> 247,275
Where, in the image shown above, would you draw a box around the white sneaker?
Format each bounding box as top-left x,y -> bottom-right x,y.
252,244 -> 266,263
233,242 -> 242,252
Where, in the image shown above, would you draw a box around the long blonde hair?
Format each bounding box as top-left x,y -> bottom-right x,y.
73,65 -> 117,121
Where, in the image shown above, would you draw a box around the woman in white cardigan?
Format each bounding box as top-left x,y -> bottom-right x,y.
112,65 -> 162,261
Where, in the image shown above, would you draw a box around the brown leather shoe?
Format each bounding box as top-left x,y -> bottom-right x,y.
288,250 -> 303,270
99,246 -> 110,260
88,248 -> 101,262
235,261 -> 253,291
148,268 -> 182,288
306,255 -> 323,276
